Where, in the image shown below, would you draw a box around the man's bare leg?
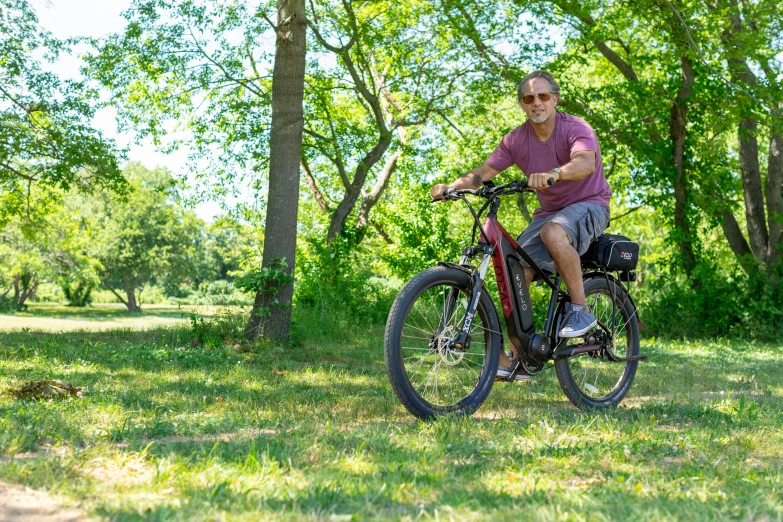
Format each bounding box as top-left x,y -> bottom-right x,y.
506,224 -> 585,360
540,222 -> 586,306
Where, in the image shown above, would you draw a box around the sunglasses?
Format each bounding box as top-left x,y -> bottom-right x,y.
520,92 -> 553,104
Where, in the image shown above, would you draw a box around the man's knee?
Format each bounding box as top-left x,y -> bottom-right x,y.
541,222 -> 568,247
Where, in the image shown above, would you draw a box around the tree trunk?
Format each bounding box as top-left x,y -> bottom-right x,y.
125,288 -> 140,312
669,56 -> 699,283
736,117 -> 769,262
719,208 -> 754,274
101,278 -> 131,309
765,133 -> 783,267
356,149 -> 400,228
244,0 -> 306,341
12,276 -> 19,305
18,282 -> 37,308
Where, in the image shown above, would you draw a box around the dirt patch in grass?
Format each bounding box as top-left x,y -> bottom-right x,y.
621,389 -> 766,408
115,427 -> 277,447
0,480 -> 90,522
81,454 -> 154,488
1,428 -> 277,463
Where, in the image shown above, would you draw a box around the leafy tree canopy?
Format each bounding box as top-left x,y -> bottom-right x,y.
0,0 -> 125,233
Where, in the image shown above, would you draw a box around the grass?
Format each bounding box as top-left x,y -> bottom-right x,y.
0,303 -> 225,332
0,306 -> 782,520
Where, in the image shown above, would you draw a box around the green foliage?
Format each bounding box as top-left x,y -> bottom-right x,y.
296,227 -> 396,326
85,0 -> 275,199
85,163 -> 205,311
233,258 -> 293,299
377,182 -> 466,280
643,262 -> 783,341
58,255 -> 100,307
60,280 -> 93,308
173,280 -> 250,307
0,0 -> 124,229
188,308 -> 247,350
0,295 -> 18,313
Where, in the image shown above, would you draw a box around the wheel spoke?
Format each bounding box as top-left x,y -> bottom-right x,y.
566,282 -> 636,401
395,281 -> 495,411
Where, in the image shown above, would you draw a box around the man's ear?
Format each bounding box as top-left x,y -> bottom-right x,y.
553,94 -> 559,106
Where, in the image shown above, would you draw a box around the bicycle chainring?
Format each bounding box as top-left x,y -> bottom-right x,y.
519,357 -> 546,375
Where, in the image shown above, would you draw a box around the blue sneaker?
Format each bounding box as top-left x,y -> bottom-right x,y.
559,304 -> 597,338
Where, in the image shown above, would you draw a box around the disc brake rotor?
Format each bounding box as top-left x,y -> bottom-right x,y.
436,326 -> 466,367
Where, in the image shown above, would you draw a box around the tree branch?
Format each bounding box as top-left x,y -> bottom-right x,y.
302,157 -> 331,213
186,25 -> 264,98
357,149 -> 400,227
100,278 -> 128,306
611,205 -> 643,221
369,219 -> 393,244
0,161 -> 37,183
605,155 -> 617,179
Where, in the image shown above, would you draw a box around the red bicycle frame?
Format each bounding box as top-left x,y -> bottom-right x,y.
478,198 -> 565,357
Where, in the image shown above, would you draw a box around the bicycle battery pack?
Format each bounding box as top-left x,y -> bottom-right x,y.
506,256 -> 535,335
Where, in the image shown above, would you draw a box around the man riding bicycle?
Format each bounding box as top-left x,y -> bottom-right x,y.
431,70 -> 611,380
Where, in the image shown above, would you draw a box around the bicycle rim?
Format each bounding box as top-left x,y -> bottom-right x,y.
565,286 -> 635,400
400,283 -> 493,410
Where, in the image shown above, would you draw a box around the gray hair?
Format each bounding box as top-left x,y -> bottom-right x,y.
517,70 -> 560,104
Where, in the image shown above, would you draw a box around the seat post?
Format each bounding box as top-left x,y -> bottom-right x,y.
543,275 -> 563,338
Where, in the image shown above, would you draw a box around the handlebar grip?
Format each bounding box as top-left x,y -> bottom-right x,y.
547,177 -> 556,186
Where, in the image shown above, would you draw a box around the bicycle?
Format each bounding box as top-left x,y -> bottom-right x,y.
384,178 -> 647,420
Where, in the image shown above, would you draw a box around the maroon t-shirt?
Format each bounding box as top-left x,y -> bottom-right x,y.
485,111 -> 611,218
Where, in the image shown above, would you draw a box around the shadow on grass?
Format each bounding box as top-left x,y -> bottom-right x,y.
89,425 -> 783,521
1,327 -> 782,451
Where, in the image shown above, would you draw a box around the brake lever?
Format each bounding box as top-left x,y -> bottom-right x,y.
433,188 -> 462,202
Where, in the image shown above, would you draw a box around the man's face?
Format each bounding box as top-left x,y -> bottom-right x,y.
519,78 -> 557,124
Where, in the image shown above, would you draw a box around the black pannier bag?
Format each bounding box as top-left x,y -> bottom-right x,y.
582,234 -> 640,271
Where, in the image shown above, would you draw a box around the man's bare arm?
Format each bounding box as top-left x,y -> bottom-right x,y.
431,163 -> 500,199
562,150 -> 596,180
528,150 -> 597,190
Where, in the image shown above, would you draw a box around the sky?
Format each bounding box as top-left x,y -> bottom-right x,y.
32,0 -> 227,221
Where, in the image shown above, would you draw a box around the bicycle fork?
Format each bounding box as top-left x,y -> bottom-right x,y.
436,253 -> 493,350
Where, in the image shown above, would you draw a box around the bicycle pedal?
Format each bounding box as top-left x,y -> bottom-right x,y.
495,374 -> 534,383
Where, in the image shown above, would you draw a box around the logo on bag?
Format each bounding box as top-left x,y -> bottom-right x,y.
620,252 -> 633,260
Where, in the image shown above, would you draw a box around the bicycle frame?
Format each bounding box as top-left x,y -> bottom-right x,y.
475,196 -> 569,362
440,186 -> 570,365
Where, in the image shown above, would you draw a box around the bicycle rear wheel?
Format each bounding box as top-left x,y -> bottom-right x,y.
555,276 -> 640,409
384,266 -> 501,420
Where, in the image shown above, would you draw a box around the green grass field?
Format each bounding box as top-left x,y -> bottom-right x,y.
0,305 -> 782,521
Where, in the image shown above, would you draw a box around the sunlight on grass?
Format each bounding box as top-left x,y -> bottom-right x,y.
0,320 -> 782,520
0,303 -> 227,332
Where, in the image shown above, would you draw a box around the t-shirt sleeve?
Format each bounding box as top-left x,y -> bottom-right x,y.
567,120 -> 599,157
485,133 -> 515,172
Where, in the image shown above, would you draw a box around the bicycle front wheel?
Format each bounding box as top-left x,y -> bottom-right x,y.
384,266 -> 501,420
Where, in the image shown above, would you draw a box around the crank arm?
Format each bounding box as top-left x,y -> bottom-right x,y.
552,344 -> 601,359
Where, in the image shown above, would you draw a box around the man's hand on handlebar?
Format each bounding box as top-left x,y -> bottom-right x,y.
431,183 -> 449,201
528,172 -> 558,190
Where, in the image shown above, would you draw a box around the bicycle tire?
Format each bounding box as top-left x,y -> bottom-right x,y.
384,266 -> 502,420
554,275 -> 640,409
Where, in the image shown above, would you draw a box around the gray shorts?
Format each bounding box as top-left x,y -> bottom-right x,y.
516,202 -> 610,273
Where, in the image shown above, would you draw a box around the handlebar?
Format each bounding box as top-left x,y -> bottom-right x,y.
435,177 -> 555,202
